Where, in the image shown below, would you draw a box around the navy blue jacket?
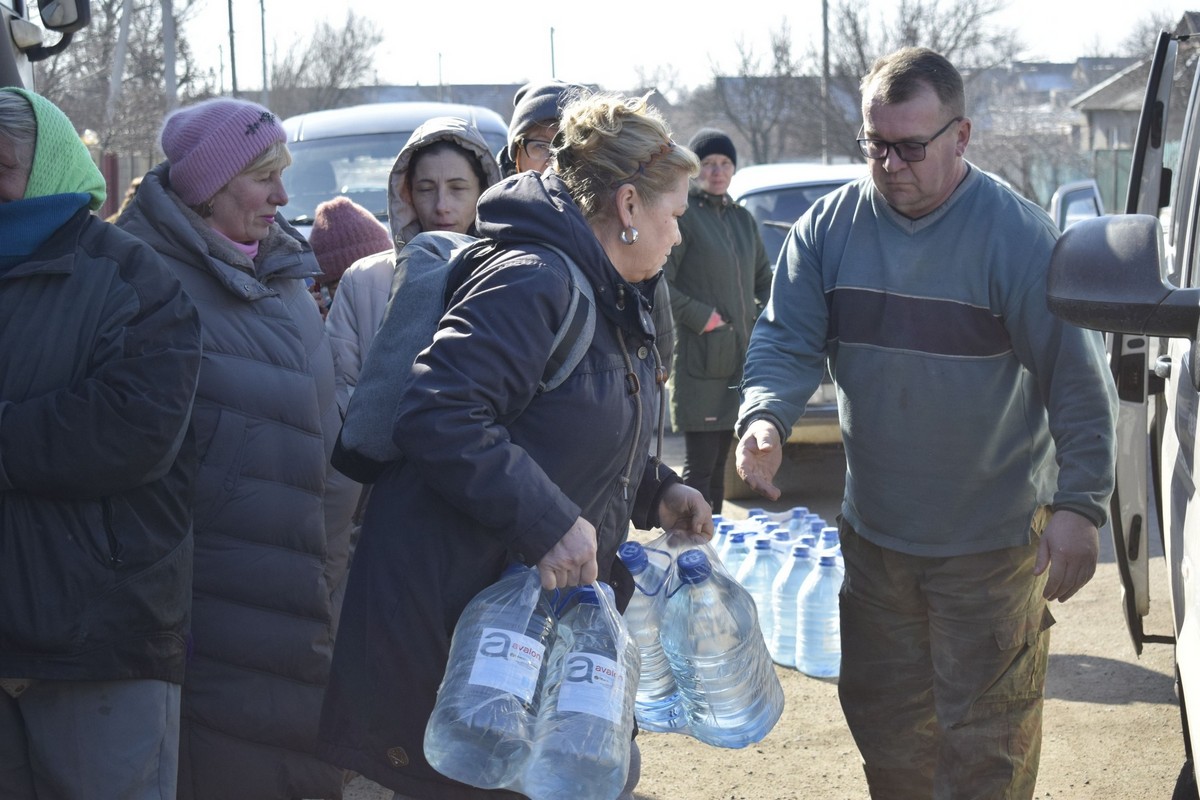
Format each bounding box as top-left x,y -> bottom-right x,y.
317,172 -> 677,798
0,208 -> 201,683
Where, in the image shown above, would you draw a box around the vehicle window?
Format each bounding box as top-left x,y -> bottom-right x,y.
281,132 -> 414,224
738,181 -> 849,265
1061,193 -> 1102,230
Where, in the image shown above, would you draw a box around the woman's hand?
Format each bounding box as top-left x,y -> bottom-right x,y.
536,516 -> 599,590
657,482 -> 714,543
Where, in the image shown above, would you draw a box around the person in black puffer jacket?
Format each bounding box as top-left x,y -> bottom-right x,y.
0,88 -> 202,800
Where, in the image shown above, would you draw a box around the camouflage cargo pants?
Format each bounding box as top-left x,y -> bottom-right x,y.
837,514 -> 1054,800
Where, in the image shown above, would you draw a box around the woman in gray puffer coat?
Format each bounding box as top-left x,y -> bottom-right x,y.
118,97 -> 356,800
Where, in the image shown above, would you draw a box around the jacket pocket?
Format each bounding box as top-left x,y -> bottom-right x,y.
193,408 -> 248,531
684,324 -> 740,380
0,497 -> 114,654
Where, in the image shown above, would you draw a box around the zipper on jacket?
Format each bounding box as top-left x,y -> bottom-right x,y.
101,499 -> 124,567
617,331 -> 640,501
653,344 -> 667,480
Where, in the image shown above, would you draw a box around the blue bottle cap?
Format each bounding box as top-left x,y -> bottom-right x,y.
729,532 -> 746,543
791,543 -> 810,557
576,585 -> 601,605
618,541 -> 648,574
754,538 -> 773,550
818,555 -> 838,567
676,549 -> 713,584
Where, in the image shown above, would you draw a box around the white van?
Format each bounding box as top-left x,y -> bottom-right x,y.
1045,30 -> 1200,798
279,101 -> 508,236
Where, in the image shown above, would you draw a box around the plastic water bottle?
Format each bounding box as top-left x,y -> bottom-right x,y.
721,531 -> 752,578
424,564 -> 557,789
616,542 -> 687,733
770,529 -> 795,557
735,537 -> 783,644
817,526 -> 840,555
786,507 -> 810,536
712,521 -> 736,558
660,549 -> 785,748
768,543 -> 814,667
795,555 -> 842,678
816,526 -> 844,571
524,584 -> 639,800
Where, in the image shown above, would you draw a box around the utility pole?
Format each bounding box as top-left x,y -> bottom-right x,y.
821,0 -> 830,164
259,0 -> 268,107
227,0 -> 238,96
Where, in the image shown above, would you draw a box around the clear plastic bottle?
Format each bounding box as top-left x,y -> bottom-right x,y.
786,507 -> 810,537
770,529 -> 795,557
735,537 -> 783,644
524,584 -> 639,800
721,531 -> 752,579
795,554 -> 842,678
424,564 -> 557,789
616,541 -> 687,733
660,549 -> 785,748
768,542 -> 814,667
712,521 -> 736,559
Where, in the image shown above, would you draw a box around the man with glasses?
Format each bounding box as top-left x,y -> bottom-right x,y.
735,47 -> 1116,799
497,80 -> 580,177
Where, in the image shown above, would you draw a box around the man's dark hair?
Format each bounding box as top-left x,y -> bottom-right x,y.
860,47 -> 965,118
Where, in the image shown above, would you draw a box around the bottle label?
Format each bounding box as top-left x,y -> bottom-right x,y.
468,627 -> 546,703
556,653 -> 626,724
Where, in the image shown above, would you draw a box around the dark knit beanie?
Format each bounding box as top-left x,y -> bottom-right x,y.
507,80 -> 582,158
687,128 -> 737,167
307,196 -> 393,284
160,97 -> 287,206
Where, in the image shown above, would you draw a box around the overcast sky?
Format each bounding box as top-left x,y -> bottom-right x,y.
187,0 -> 1189,95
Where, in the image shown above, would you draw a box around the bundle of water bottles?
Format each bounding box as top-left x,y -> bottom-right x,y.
424,564 -> 640,800
616,533 -> 786,748
709,507 -> 843,679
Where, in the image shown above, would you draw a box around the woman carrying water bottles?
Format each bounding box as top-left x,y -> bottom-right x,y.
317,91 -> 714,800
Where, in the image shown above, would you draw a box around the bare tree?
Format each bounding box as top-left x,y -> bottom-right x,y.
634,64 -> 687,105
267,11 -> 383,120
694,21 -> 807,164
820,0 -> 1019,159
34,0 -> 211,155
1120,10 -> 1182,58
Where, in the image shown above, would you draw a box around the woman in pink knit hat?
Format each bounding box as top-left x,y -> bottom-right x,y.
116,96 -> 357,800
307,195 -> 392,318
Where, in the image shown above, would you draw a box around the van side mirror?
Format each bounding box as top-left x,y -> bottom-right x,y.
38,0 -> 91,34
1047,214 -> 1200,338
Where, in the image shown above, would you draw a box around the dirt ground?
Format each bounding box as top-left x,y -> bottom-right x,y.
345,441 -> 1186,799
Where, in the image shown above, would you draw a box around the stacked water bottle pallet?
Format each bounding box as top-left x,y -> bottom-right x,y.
711,507 -> 843,679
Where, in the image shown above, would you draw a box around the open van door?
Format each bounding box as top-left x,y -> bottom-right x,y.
1108,31 -> 1177,655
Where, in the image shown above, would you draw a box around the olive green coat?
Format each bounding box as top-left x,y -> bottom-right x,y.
665,186 -> 772,431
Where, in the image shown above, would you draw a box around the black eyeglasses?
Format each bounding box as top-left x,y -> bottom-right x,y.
521,138 -> 553,162
856,116 -> 963,163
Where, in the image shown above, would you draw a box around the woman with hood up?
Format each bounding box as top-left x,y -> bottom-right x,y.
325,116 -> 502,397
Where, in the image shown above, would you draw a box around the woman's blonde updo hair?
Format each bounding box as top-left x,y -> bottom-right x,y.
554,92 -> 699,221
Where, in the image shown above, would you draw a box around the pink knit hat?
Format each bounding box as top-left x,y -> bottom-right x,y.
307,196 -> 393,284
160,97 -> 287,206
